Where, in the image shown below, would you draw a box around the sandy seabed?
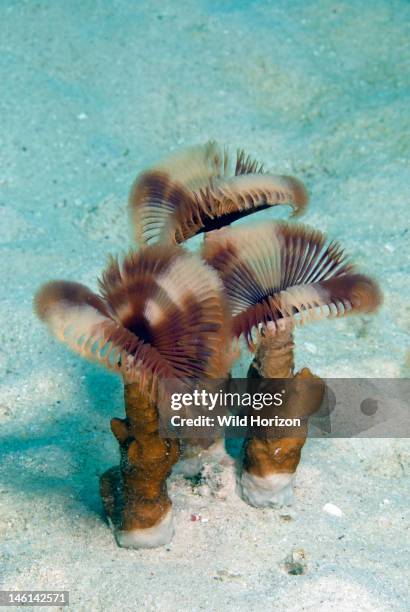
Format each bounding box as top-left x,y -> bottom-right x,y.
0,1 -> 409,610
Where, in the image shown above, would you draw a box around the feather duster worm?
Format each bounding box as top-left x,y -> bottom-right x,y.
203,221 -> 382,507
34,246 -> 232,547
129,141 -> 308,245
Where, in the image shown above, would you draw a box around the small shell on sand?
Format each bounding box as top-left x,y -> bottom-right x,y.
323,502 -> 343,517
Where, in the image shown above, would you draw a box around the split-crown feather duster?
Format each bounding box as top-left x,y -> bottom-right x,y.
34,245 -> 232,391
202,222 -> 382,348
129,141 -> 308,246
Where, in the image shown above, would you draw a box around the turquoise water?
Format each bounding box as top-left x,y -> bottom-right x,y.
1,1 -> 409,609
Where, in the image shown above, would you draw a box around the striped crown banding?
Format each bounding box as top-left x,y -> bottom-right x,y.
202,222 -> 382,348
34,246 -> 232,390
129,141 -> 308,246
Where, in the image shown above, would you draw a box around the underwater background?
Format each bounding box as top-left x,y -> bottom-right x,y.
0,1 -> 409,610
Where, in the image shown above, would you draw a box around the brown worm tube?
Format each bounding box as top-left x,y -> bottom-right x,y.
100,382 -> 180,548
248,325 -> 295,379
240,325 -> 324,507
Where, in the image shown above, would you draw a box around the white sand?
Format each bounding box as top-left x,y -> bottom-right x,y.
0,0 -> 409,610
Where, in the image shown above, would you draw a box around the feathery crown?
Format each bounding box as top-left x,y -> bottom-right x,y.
202,222 -> 382,348
129,141 -> 308,245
